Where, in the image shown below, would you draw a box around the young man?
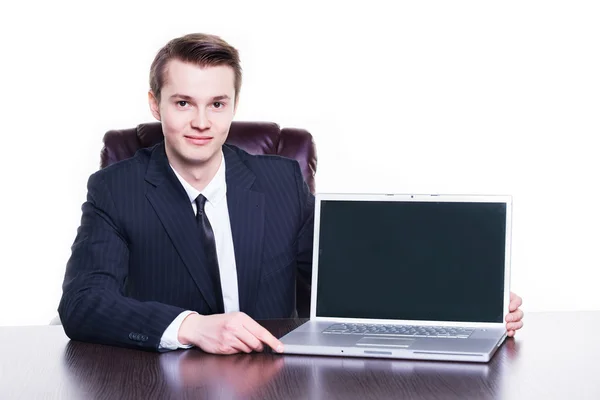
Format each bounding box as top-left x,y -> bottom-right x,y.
59,33 -> 524,354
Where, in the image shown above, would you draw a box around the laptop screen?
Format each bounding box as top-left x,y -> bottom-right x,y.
315,200 -> 507,323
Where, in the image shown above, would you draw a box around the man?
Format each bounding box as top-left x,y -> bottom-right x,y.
59,33 -> 524,354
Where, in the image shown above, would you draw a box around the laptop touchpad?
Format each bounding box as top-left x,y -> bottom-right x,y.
356,337 -> 415,348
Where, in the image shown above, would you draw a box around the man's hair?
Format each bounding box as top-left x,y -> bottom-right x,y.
149,33 -> 242,102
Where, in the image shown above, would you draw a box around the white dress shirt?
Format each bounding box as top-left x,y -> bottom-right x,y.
159,153 -> 239,350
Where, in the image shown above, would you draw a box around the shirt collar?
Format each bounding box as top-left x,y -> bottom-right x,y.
170,153 -> 227,206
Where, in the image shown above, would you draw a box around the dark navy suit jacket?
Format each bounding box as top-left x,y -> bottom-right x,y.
58,142 -> 314,350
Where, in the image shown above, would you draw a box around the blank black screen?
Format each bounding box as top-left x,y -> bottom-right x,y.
316,200 -> 507,323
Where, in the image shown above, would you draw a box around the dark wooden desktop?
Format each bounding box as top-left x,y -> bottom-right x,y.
1,311 -> 599,399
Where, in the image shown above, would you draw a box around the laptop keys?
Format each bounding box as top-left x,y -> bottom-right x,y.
323,323 -> 474,339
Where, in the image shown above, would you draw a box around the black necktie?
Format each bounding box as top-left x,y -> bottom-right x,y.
195,195 -> 225,314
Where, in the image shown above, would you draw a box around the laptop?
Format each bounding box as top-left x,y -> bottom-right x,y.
280,193 -> 512,363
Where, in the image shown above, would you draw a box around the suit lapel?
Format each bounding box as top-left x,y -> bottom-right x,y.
144,143 -> 221,313
223,146 -> 265,315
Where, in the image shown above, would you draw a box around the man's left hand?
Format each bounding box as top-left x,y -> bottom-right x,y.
505,291 -> 524,337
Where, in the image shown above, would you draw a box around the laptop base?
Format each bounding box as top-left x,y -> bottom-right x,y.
280,320 -> 507,363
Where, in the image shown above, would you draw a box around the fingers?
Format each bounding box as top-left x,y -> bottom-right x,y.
506,320 -> 524,332
506,309 -> 524,323
230,324 -> 264,353
242,315 -> 284,353
215,344 -> 240,355
509,292 -> 523,312
229,338 -> 255,354
193,312 -> 282,355
220,314 -> 265,353
212,334 -> 254,355
507,330 -> 515,337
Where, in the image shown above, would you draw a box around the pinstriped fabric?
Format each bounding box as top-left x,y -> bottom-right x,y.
59,142 -> 314,350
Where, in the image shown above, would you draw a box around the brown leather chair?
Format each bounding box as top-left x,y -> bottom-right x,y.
101,121 -> 317,318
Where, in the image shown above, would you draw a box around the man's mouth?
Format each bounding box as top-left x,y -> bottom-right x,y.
184,135 -> 213,145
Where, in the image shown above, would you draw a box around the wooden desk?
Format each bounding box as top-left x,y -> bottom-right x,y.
0,311 -> 599,399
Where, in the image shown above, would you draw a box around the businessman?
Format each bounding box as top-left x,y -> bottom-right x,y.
59,33 -> 524,354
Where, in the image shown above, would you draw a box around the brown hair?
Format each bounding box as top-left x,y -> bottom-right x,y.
149,33 -> 242,102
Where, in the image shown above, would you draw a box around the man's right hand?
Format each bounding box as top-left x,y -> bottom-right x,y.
177,312 -> 284,355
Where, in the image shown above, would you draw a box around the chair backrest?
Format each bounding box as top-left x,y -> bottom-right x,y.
101,121 -> 317,193
100,121 -> 317,317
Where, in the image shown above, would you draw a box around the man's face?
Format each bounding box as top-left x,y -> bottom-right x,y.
149,59 -> 237,171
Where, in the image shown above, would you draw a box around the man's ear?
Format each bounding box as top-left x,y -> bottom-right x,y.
148,91 -> 161,121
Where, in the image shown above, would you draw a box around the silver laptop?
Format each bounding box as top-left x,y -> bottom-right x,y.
280,193 -> 512,363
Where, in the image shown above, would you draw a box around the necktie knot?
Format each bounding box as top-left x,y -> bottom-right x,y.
195,195 -> 208,218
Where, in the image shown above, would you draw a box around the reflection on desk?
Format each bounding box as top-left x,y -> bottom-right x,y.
60,339 -> 509,399
161,350 -> 285,397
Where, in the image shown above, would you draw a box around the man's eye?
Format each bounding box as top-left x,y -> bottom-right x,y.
177,101 -> 188,107
213,102 -> 223,108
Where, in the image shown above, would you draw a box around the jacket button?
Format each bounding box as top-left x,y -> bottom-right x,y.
128,333 -> 135,340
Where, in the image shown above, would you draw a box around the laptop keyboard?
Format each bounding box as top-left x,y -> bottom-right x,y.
323,323 -> 475,339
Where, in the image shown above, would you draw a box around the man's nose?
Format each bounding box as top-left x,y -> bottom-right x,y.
191,109 -> 211,130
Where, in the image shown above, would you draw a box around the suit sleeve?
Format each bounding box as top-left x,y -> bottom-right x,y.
293,162 -> 315,278
58,172 -> 184,351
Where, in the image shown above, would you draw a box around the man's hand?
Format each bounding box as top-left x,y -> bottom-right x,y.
177,312 -> 284,354
505,291 -> 524,337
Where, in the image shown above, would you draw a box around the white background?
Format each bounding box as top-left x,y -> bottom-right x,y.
0,0 -> 598,326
